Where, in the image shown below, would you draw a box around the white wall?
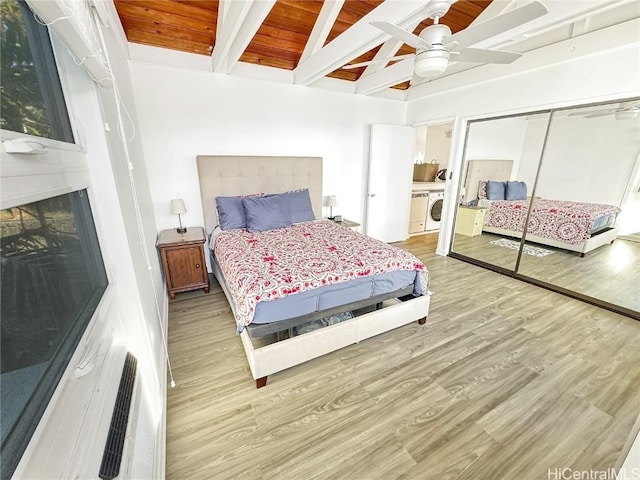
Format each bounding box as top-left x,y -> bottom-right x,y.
465,117 -> 529,178
90,15 -> 167,477
463,109 -> 640,207
424,122 -> 452,170
128,49 -> 406,233
414,125 -> 428,163
535,113 -> 640,205
516,116 -> 550,188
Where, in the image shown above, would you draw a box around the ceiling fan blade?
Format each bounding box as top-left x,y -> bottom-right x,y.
445,1 -> 548,50
371,21 -> 430,49
452,47 -> 521,64
585,112 -> 614,118
567,109 -> 615,117
343,54 -> 414,70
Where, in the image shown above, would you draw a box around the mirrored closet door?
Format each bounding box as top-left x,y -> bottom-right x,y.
450,98 -> 640,319
518,102 -> 640,314
451,112 -> 551,273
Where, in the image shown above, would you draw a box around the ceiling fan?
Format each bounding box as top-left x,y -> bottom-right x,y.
567,102 -> 640,120
343,0 -> 549,79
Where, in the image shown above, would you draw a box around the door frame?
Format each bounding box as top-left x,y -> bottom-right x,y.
410,116 -> 459,255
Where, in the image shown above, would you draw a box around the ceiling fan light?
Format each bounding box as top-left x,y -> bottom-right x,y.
615,110 -> 639,120
414,50 -> 449,78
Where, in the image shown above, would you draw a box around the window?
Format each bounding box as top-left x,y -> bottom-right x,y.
0,0 -> 74,143
1,2 -> 108,477
0,191 -> 108,477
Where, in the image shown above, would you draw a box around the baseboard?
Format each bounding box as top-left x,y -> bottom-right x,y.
618,233 -> 640,243
154,284 -> 169,480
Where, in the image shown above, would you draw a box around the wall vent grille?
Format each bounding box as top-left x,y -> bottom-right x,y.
99,352 -> 137,480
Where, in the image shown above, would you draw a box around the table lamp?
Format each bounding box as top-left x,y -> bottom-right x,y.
170,198 -> 187,233
326,195 -> 337,219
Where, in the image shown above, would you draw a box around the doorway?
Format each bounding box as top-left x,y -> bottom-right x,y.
408,121 -> 453,238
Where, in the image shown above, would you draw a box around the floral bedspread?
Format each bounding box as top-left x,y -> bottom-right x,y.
478,198 -> 620,245
213,220 -> 429,329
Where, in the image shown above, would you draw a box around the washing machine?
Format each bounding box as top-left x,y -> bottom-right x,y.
425,189 -> 445,231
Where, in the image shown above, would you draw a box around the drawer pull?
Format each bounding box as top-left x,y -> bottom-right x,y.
195,263 -> 201,268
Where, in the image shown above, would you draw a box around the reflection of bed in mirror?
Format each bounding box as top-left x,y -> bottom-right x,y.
196,155 -> 431,389
463,159 -> 620,256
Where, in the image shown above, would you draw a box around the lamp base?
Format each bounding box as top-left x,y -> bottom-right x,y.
176,227 -> 187,234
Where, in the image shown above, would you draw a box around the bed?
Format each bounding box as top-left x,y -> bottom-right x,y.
197,155 -> 431,388
462,160 -> 620,255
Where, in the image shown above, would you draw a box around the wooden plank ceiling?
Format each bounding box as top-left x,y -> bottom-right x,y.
114,0 -> 491,91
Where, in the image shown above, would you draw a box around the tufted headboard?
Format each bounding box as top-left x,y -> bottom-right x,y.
463,159 -> 514,203
196,155 -> 323,234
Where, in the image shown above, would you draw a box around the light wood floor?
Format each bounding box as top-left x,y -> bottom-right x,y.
452,232 -> 640,312
166,234 -> 640,480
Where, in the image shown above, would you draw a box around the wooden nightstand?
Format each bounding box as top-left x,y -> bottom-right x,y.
157,227 -> 210,299
455,206 -> 488,237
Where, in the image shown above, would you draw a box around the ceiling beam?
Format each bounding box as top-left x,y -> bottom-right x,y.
361,18 -> 421,78
299,0 -> 345,64
294,0 -> 430,86
211,0 -> 276,74
355,58 -> 414,95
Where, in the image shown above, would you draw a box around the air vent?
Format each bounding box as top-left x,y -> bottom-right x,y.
99,352 -> 137,480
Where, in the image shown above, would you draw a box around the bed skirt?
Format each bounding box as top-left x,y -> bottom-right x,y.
482,226 -> 618,254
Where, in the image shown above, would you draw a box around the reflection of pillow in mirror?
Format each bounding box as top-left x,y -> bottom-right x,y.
478,181 -> 487,199
505,181 -> 527,201
486,180 -> 507,200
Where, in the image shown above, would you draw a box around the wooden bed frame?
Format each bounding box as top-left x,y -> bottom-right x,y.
196,155 -> 431,388
463,159 -> 618,256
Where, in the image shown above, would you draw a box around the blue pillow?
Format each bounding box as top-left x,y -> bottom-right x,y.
288,189 -> 315,223
486,180 -> 507,200
243,195 -> 292,232
505,181 -> 527,201
216,196 -> 246,230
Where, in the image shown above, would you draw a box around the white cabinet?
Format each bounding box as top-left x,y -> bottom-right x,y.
455,206 -> 487,236
409,193 -> 428,234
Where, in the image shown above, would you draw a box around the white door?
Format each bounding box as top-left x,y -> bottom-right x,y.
366,124 -> 414,242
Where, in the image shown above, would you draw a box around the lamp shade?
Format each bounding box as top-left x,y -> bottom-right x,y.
170,198 -> 187,215
326,195 -> 337,207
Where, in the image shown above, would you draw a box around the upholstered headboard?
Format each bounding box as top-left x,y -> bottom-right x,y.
196,155 -> 323,234
463,159 -> 514,203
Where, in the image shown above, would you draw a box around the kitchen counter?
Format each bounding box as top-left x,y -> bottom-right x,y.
412,181 -> 446,192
